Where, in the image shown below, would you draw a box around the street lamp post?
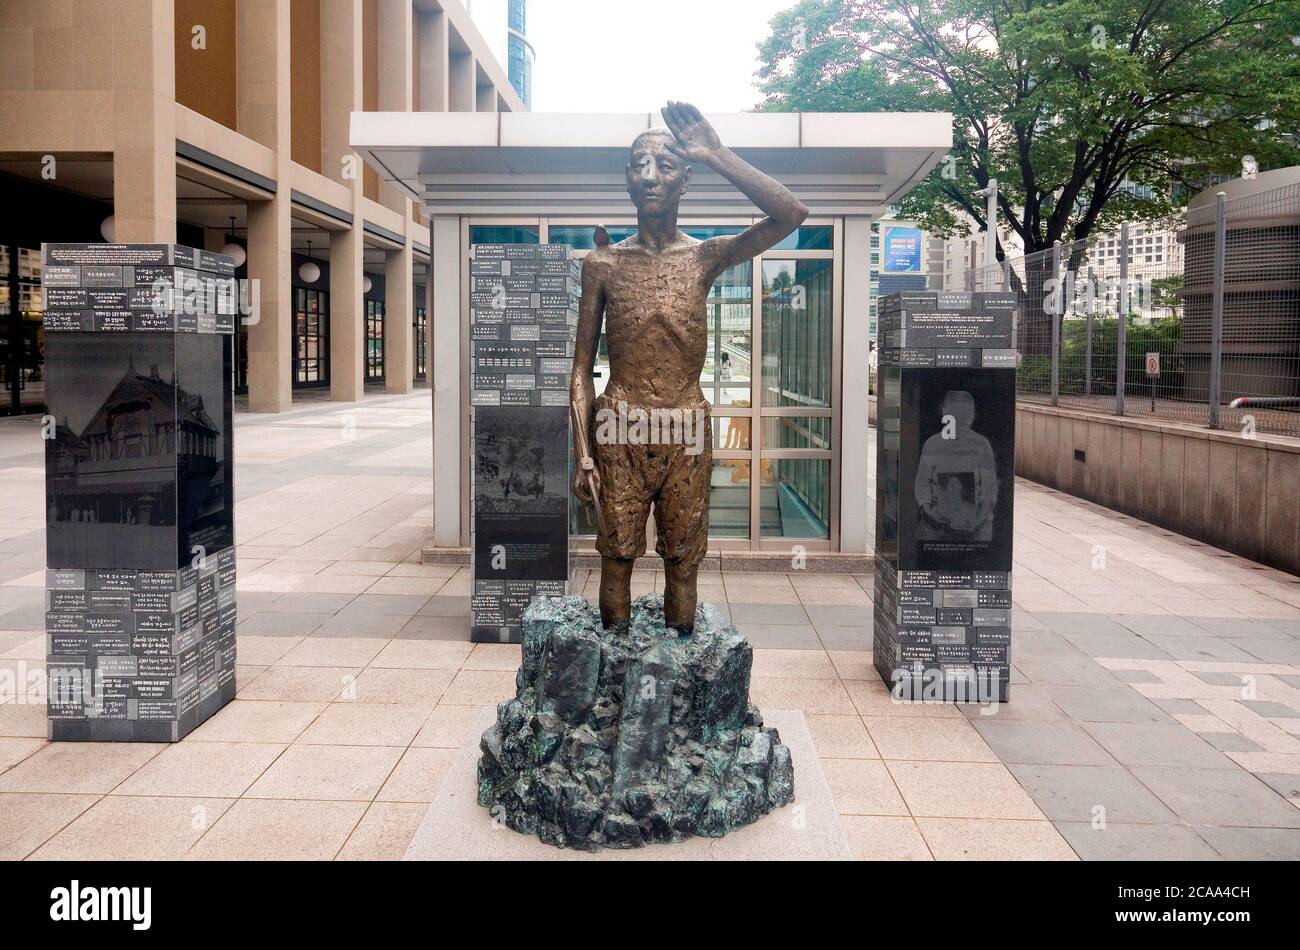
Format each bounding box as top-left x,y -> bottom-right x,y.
974,179 -> 999,290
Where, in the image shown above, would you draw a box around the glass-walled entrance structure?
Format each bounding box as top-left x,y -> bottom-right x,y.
352,110 -> 953,556
465,220 -> 840,548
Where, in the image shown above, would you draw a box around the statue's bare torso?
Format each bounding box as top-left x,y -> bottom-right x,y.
585,234 -> 726,408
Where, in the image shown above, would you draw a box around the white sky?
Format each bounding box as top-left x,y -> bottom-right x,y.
527,0 -> 796,113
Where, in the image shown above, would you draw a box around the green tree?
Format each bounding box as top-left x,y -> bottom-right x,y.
757,0 -> 1300,258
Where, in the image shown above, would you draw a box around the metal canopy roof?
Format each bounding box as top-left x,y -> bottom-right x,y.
351,111 -> 952,218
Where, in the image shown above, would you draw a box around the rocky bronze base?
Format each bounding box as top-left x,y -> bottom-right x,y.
477,594 -> 794,851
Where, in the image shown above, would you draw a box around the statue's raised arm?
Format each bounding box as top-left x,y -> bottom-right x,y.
660,101 -> 809,275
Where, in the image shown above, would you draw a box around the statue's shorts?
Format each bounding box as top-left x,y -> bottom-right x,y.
591,393 -> 712,569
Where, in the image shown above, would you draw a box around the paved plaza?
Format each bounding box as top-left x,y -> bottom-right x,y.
1,392 -> 1299,860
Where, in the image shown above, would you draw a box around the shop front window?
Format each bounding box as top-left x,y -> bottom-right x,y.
366,298 -> 385,381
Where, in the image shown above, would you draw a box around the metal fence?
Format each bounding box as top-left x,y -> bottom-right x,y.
964,181 -> 1300,438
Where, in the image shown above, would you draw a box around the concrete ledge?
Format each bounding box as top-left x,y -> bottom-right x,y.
1015,403 -> 1300,576
423,547 -> 870,575
404,707 -> 851,861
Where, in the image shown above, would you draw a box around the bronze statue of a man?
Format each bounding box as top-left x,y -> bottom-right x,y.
571,102 -> 808,635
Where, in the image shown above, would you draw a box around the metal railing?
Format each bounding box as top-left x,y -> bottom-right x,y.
964,181 -> 1300,438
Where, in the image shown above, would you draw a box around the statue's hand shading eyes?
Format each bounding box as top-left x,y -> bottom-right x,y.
661,101 -> 723,165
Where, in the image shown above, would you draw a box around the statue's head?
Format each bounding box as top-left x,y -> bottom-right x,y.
626,130 -> 691,218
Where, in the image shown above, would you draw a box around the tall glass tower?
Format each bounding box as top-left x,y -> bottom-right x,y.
506,0 -> 533,108
468,0 -> 533,108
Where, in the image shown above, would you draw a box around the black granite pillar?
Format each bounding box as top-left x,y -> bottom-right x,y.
874,291 -> 1017,702
41,243 -> 238,740
468,244 -> 579,643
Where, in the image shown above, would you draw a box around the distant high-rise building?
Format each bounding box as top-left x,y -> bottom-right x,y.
469,0 -> 534,107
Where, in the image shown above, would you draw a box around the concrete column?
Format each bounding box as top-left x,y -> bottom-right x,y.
238,0 -> 293,413
320,0 -> 362,186
329,226 -> 366,402
321,0 -> 365,401
246,195 -> 294,411
840,216 -> 872,554
377,0 -> 413,213
384,242 -> 414,394
449,52 -> 475,112
112,0 -> 176,243
431,215 -> 462,546
417,10 -> 449,111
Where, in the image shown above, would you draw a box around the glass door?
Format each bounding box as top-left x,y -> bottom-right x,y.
294,287 -> 329,387
414,305 -> 427,382
365,298 -> 385,381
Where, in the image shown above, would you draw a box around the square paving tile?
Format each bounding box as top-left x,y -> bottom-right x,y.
845,679 -> 964,719
917,818 -> 1077,860
345,668 -> 454,705
886,761 -> 1045,819
1042,686 -> 1171,723
729,603 -> 811,626
816,626 -> 871,651
412,704 -> 492,748
741,625 -> 823,650
957,683 -> 1065,722
0,792 -> 100,860
416,596 -> 470,617
1007,763 -> 1179,824
0,742 -> 161,794
188,700 -> 326,744
1014,654 -> 1123,687
113,741 -> 285,798
244,744 -> 404,801
805,715 -> 878,759
187,799 -> 367,860
236,666 -> 357,702
236,612 -> 332,637
840,815 -> 932,860
0,737 -> 45,772
339,593 -> 432,616
29,796 -> 236,861
231,635 -> 302,667
439,669 -> 519,706
750,677 -> 856,716
1114,615 -> 1210,638
1082,722 -> 1236,770
370,639 -> 474,671
751,649 -> 837,679
376,747 -> 457,803
802,604 -> 870,628
297,703 -> 431,747
336,802 -> 429,860
1142,635 -> 1259,664
863,717 -> 999,763
393,614 -> 471,640
1052,821 -> 1219,861
277,637 -> 390,668
1195,826 -> 1300,860
315,612 -> 412,638
462,644 -> 522,671
1131,766 -> 1300,827
972,720 -> 1117,766
1061,631 -> 1173,661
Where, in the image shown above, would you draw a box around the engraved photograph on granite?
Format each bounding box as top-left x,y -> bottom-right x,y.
44,332 -> 232,571
899,368 -> 1015,571
472,404 -> 570,582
